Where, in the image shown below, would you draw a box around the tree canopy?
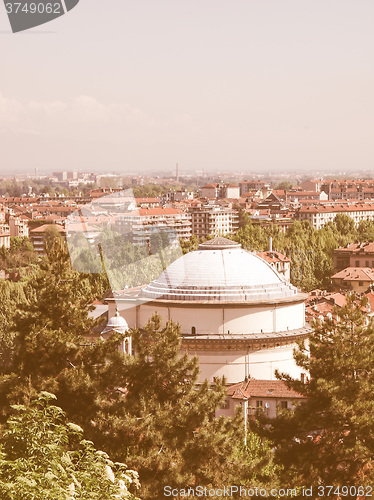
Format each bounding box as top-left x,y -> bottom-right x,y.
0,235 -> 279,499
0,392 -> 140,500
263,297 -> 374,497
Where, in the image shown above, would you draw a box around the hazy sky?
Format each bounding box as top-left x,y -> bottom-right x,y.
0,1 -> 373,175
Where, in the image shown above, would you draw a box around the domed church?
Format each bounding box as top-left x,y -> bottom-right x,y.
106,237 -> 311,384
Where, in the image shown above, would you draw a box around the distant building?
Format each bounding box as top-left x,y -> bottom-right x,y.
256,193 -> 286,212
333,242 -> 374,272
256,250 -> 291,281
286,191 -> 328,202
189,205 -> 238,238
220,184 -> 240,199
135,198 -> 160,209
239,180 -> 270,196
301,179 -> 374,201
295,202 -> 374,230
30,224 -> 66,254
217,379 -> 306,420
52,171 -> 68,181
165,189 -> 194,203
116,208 -> 192,243
200,183 -> 240,200
9,216 -> 29,238
200,184 -> 219,199
331,267 -> 374,293
305,291 -> 346,324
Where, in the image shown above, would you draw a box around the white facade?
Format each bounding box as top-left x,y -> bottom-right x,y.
189,206 -> 239,238
296,202 -> 374,230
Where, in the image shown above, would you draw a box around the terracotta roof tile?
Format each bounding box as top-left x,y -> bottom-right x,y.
227,379 -> 304,400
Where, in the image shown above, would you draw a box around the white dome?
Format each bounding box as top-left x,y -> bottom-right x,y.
103,309 -> 129,333
141,237 -> 298,302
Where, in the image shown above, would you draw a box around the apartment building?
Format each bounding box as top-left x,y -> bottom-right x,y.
331,267 -> 374,294
189,205 -> 239,238
200,183 -> 240,200
9,216 -> 29,238
30,224 -> 66,254
301,179 -> 374,201
239,180 -> 270,196
333,242 -> 374,272
295,202 -> 374,229
116,208 -> 192,244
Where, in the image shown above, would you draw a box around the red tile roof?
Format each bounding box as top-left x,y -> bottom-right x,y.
30,224 -> 66,233
299,202 -> 374,213
227,379 -> 304,400
332,267 -> 374,282
335,242 -> 374,254
257,251 -> 290,263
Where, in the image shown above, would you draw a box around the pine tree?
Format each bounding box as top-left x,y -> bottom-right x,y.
0,236 -> 115,419
265,296 -> 374,497
1,235 -> 280,499
87,314 -> 281,500
87,314 -> 242,498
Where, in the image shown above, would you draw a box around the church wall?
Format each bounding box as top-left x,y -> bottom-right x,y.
138,304 -> 169,325
224,307 -> 273,334
129,301 -> 304,335
274,302 -> 305,331
186,344 -> 303,384
187,350 -> 248,383
113,300 -> 305,336
115,304 -> 137,326
247,344 -> 302,381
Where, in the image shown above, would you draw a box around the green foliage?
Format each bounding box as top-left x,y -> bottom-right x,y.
131,184 -> 170,198
273,181 -> 294,191
0,392 -> 140,500
179,235 -> 198,254
0,237 -> 111,409
235,431 -> 283,492
0,178 -> 90,197
0,237 -> 38,274
266,298 -> 374,491
232,214 -> 363,291
0,232 -> 281,499
88,314 -> 278,499
334,214 -> 355,234
357,219 -> 374,241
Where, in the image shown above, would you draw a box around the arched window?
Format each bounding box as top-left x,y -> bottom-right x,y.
191,326 -> 196,335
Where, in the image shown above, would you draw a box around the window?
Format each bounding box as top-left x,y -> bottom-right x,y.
220,398 -> 230,410
366,261 -> 369,267
280,401 -> 288,410
256,400 -> 263,408
191,326 -> 196,335
359,281 -> 363,287
355,260 -> 359,267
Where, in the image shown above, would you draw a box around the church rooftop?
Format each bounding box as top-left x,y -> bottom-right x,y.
198,236 -> 241,250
